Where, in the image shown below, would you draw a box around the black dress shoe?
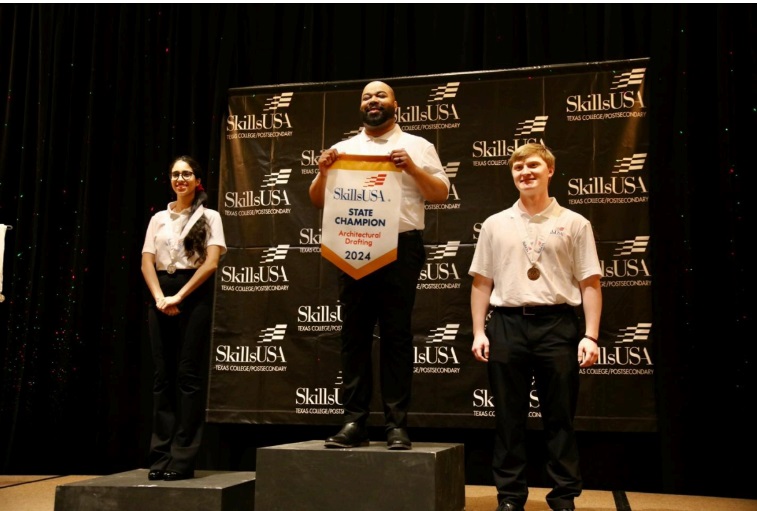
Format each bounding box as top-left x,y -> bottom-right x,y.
147,469 -> 164,481
386,427 -> 411,450
163,470 -> 194,481
497,502 -> 524,511
324,421 -> 369,448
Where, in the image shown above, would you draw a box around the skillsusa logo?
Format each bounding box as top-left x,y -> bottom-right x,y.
363,174 -> 387,187
610,68 -> 646,90
213,323 -> 288,371
613,235 -> 649,257
428,82 -> 460,101
397,82 -> 461,131
418,242 -> 462,290
612,153 -> 647,174
414,324 -> 461,372
427,241 -> 461,261
261,245 -> 289,263
300,148 -> 322,175
599,236 -> 651,288
226,92 -> 294,138
263,92 -> 294,111
472,115 -> 547,166
566,67 -> 646,121
259,323 -> 287,343
472,388 -> 495,417
514,116 -> 548,137
297,303 -> 343,333
262,168 -> 292,187
219,245 -> 290,293
295,372 -> 344,414
616,323 -> 652,343
567,148 -> 648,204
224,168 -> 292,217
586,323 -> 653,373
299,226 -> 321,254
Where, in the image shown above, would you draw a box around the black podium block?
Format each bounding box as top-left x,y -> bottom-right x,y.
54,469 -> 256,511
254,440 -> 465,511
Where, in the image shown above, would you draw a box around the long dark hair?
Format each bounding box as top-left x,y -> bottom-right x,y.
171,155 -> 209,264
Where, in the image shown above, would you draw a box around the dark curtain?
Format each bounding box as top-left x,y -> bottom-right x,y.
0,4 -> 754,499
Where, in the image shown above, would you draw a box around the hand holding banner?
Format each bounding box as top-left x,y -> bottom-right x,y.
320,155 -> 403,280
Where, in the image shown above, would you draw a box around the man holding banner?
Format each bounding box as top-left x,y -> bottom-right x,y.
309,81 -> 450,450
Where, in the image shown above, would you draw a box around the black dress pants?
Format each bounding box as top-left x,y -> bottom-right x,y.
337,230 -> 425,430
147,271 -> 213,474
486,306 -> 583,510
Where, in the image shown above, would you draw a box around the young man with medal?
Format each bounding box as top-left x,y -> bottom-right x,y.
468,143 -> 602,511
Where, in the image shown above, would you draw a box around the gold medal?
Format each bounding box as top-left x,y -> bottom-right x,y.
167,263 -> 176,274
527,266 -> 540,280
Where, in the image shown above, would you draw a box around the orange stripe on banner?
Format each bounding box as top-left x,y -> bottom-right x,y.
330,154 -> 401,172
321,245 -> 398,280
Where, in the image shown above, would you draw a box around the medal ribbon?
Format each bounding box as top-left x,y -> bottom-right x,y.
513,201 -> 560,271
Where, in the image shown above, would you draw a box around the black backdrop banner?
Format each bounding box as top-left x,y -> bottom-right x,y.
208,58 -> 653,432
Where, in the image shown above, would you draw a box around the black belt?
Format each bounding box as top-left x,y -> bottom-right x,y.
398,229 -> 422,238
495,303 -> 574,316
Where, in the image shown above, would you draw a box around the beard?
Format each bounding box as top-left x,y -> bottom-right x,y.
361,103 -> 396,127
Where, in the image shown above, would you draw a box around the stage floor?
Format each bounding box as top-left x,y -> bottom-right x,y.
1,474 -> 756,511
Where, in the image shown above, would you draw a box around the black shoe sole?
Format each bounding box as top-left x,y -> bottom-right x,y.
163,472 -> 194,481
324,440 -> 370,448
387,443 -> 412,450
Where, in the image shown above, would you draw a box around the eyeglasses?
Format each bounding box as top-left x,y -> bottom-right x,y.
170,171 -> 195,180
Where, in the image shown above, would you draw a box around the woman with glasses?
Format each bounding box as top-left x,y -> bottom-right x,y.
140,155 -> 226,481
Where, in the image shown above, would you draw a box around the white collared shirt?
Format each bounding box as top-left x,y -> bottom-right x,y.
142,202 -> 227,270
469,198 -> 601,307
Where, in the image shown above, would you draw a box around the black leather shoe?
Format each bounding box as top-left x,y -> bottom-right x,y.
324,422 -> 369,448
553,509 -> 574,511
497,502 -> 524,511
163,470 -> 194,481
386,427 -> 411,450
147,469 -> 164,480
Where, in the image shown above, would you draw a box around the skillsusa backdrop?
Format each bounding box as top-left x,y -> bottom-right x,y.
208,58 -> 652,432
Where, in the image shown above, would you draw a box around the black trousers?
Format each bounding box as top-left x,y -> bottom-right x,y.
486,306 -> 582,510
337,230 -> 425,430
147,271 -> 213,474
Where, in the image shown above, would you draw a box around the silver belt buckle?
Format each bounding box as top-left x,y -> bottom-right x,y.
522,306 -> 535,316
